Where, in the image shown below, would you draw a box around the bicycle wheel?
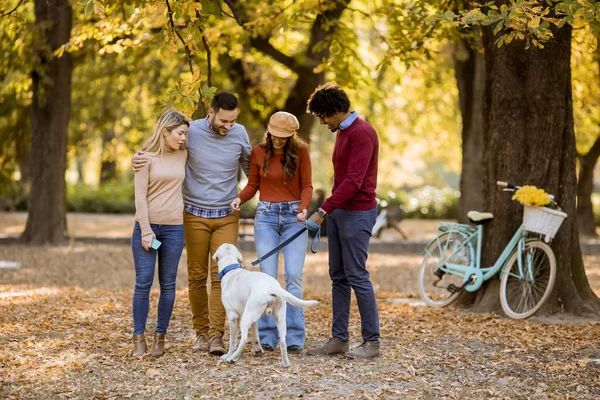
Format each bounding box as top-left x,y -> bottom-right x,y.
419,232 -> 473,307
499,241 -> 556,319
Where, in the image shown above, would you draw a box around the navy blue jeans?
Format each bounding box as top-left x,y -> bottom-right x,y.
131,222 -> 184,335
327,208 -> 380,342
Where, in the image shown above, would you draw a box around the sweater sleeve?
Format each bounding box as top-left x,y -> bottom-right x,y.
298,145 -> 313,211
237,147 -> 260,204
239,128 -> 252,177
321,130 -> 374,213
134,158 -> 154,237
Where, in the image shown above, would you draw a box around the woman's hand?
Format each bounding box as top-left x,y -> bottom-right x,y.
297,209 -> 308,222
230,198 -> 242,211
141,233 -> 154,251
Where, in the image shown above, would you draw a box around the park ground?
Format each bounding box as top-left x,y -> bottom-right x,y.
1,213 -> 600,399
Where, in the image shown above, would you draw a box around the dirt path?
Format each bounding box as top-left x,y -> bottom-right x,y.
1,242 -> 599,399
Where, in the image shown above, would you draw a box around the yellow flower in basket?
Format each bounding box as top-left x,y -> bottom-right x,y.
512,185 -> 550,207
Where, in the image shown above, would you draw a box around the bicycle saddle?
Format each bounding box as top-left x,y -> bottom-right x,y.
467,211 -> 494,224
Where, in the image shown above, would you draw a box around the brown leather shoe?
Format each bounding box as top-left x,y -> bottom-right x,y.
345,341 -> 381,359
306,338 -> 349,356
149,333 -> 165,357
208,335 -> 225,356
131,333 -> 147,357
192,333 -> 209,352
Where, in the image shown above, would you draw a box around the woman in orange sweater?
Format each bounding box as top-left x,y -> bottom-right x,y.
230,111 -> 313,353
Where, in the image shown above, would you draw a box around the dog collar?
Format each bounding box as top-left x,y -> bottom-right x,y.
216,263 -> 243,280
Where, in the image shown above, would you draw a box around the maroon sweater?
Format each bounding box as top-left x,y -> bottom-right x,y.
321,117 -> 379,213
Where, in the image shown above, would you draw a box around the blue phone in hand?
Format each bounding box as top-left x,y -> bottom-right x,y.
151,238 -> 162,250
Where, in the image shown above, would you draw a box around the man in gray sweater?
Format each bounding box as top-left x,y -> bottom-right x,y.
133,92 -> 251,355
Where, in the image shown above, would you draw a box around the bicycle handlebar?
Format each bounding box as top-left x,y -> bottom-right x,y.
496,181 -> 517,189
496,180 -> 556,201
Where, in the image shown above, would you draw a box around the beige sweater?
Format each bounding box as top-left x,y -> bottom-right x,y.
135,149 -> 187,237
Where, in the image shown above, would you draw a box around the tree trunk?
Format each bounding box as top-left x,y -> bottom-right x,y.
225,0 -> 350,142
281,1 -> 350,141
455,38 -> 485,222
576,136 -> 600,237
21,0 -> 72,245
475,21 -> 599,316
100,126 -> 117,184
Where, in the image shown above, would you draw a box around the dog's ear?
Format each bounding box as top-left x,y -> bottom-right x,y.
212,246 -> 221,262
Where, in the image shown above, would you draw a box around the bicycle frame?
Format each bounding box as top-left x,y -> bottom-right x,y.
431,222 -> 535,291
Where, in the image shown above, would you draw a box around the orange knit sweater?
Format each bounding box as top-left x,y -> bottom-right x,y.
238,144 -> 313,211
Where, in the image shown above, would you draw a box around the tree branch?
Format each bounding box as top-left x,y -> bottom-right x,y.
214,0 -> 236,21
165,0 -> 194,75
195,11 -> 212,88
222,0 -> 243,26
1,0 -> 25,17
249,37 -> 305,71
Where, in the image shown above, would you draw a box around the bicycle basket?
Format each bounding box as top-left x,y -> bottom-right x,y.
522,206 -> 567,241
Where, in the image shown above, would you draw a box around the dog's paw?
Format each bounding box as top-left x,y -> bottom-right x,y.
281,361 -> 291,368
225,357 -> 237,364
220,354 -> 230,361
254,348 -> 264,355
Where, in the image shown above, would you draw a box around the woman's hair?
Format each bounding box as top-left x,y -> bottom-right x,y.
261,132 -> 306,182
141,109 -> 189,155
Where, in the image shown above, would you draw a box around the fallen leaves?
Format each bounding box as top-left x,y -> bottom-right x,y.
0,243 -> 599,399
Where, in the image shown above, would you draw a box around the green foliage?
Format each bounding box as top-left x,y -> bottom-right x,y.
571,26 -> 600,155
66,183 -> 135,213
432,0 -> 600,49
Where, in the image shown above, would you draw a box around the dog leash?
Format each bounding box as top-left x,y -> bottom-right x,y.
243,220 -> 322,268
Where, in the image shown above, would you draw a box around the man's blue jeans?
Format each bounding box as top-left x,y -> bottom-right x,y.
254,201 -> 308,348
328,208 -> 380,342
131,222 -> 184,335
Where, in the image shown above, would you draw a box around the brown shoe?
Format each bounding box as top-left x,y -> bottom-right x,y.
192,333 -> 209,352
306,338 -> 349,356
149,333 -> 165,357
131,333 -> 147,357
208,335 -> 225,356
345,341 -> 381,359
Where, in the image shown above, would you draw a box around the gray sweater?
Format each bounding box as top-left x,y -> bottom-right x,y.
182,117 -> 252,209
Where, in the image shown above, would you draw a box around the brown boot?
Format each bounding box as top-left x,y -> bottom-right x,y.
131,333 -> 147,357
306,337 -> 349,356
208,335 -> 225,356
149,332 -> 165,357
192,333 -> 209,352
345,341 -> 381,359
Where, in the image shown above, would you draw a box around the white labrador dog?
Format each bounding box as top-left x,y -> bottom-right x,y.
213,243 -> 319,367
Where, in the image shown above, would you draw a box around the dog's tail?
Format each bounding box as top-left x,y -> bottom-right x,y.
274,288 -> 319,308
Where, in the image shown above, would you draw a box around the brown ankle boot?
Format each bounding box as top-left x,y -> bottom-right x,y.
149,332 -> 165,357
132,333 -> 147,357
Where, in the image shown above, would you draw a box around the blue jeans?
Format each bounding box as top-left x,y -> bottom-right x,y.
131,222 -> 184,335
254,201 -> 307,348
328,208 -> 380,342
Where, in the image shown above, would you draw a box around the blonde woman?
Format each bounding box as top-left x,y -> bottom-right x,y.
131,109 -> 188,357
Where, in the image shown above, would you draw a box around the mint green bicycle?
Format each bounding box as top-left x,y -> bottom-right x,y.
418,181 -> 567,319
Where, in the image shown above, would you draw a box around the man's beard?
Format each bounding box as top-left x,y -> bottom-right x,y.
208,117 -> 220,134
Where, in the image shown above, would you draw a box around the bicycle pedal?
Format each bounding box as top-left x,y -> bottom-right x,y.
447,284 -> 461,294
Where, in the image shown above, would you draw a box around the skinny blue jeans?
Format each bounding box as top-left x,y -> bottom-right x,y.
328,208 -> 380,342
254,201 -> 308,348
131,222 -> 184,335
